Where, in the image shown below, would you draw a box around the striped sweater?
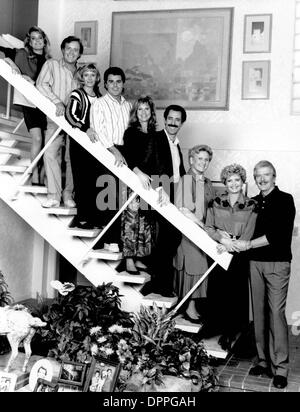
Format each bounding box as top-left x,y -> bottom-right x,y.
65,88 -> 95,132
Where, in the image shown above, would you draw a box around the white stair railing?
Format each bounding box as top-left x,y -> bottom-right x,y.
0,59 -> 232,271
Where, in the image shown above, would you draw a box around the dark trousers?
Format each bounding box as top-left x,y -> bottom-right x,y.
69,139 -> 101,224
250,260 -> 290,377
147,213 -> 182,295
206,253 -> 250,338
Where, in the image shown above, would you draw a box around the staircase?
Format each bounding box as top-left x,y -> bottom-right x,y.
0,59 -> 233,357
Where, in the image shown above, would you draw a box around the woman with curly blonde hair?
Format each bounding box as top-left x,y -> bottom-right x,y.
0,26 -> 51,185
202,163 -> 258,351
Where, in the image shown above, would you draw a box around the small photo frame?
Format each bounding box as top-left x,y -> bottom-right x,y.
84,357 -> 121,393
242,60 -> 270,100
34,378 -> 58,392
74,21 -> 98,55
0,372 -> 17,392
58,361 -> 87,387
57,383 -> 83,392
243,14 -> 272,53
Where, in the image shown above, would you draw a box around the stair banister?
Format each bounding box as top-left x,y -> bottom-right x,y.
0,59 -> 232,271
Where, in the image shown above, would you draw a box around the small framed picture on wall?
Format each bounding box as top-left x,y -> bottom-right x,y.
242,60 -> 271,100
74,21 -> 98,55
243,14 -> 272,53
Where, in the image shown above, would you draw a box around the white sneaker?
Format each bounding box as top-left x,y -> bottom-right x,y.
64,198 -> 76,208
42,198 -> 60,208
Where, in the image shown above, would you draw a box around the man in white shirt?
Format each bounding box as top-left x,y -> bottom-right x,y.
90,67 -> 131,245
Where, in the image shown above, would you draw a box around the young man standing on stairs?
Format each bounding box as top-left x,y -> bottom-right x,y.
89,67 -> 131,249
36,35 -> 83,208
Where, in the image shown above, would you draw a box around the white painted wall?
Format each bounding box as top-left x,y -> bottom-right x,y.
38,0 -> 300,323
0,199 -> 33,302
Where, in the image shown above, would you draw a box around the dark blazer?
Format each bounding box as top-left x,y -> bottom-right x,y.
142,129 -> 185,203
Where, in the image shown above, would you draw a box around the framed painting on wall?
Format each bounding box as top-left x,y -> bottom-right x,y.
243,14 -> 272,53
242,60 -> 270,100
110,8 -> 233,110
74,21 -> 98,55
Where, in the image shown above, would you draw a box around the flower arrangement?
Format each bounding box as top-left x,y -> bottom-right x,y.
38,283 -> 133,363
89,303 -> 218,392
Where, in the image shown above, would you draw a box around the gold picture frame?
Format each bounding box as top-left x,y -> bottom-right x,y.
74,21 -> 98,55
243,14 -> 272,53
110,8 -> 233,110
242,60 -> 270,100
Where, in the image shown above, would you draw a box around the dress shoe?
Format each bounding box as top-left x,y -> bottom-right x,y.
249,365 -> 273,378
183,312 -> 202,324
273,375 -> 287,389
160,290 -> 177,298
218,335 -> 231,351
63,198 -> 76,208
42,198 -> 60,208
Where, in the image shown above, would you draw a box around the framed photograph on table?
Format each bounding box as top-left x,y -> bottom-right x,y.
74,21 -> 98,55
0,372 -> 17,392
83,357 -> 120,392
34,378 -> 59,392
110,8 -> 233,110
242,60 -> 270,100
243,14 -> 272,53
58,360 -> 87,387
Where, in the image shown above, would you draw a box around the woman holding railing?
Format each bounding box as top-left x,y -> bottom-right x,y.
0,26 -> 51,185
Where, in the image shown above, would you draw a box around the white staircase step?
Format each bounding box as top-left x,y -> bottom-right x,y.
114,270 -> 151,284
18,185 -> 48,194
0,114 -> 22,128
174,314 -> 202,333
42,206 -> 77,215
0,164 -> 27,173
202,336 -> 228,359
88,249 -> 123,260
68,227 -> 101,238
0,130 -> 31,143
0,145 -> 30,157
142,293 -> 178,309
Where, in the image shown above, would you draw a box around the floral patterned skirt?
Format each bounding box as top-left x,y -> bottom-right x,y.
121,203 -> 155,258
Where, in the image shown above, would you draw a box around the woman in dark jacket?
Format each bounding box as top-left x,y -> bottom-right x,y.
118,95 -> 157,274
0,26 -> 50,185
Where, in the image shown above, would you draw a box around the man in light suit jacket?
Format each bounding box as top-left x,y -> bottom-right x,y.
141,105 -> 186,297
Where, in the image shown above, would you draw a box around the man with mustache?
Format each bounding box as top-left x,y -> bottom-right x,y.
235,160 -> 295,389
141,105 -> 186,298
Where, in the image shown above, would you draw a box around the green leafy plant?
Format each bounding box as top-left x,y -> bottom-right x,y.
39,283 -> 132,363
0,270 -> 13,354
0,270 -> 12,307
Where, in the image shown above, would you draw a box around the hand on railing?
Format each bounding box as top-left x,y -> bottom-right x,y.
55,102 -> 65,116
86,127 -> 100,143
108,146 -> 127,167
134,168 -> 152,190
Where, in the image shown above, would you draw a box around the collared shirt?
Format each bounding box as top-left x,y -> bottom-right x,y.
165,129 -> 180,183
90,93 -> 131,148
36,58 -> 78,105
205,192 -> 258,242
250,186 -> 296,262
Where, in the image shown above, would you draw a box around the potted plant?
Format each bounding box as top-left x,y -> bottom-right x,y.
38,283 -> 133,363
0,270 -> 13,354
89,303 -> 218,392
